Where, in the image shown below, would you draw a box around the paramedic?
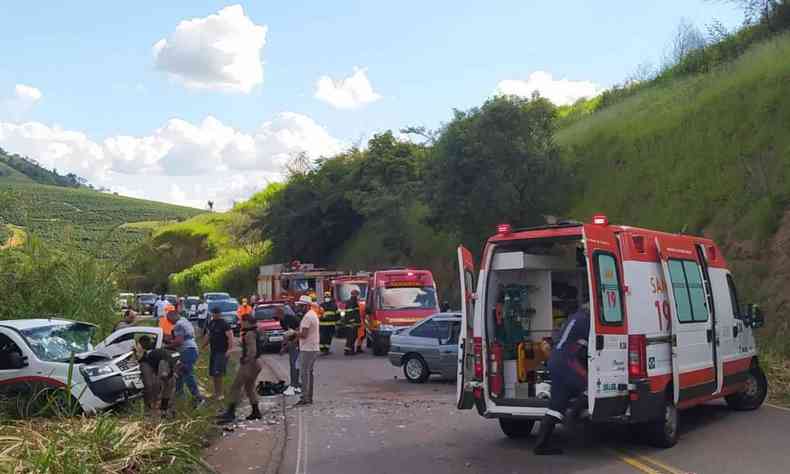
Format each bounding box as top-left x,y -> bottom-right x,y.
534,301 -> 590,455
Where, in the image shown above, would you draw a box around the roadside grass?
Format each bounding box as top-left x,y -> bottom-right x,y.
762,349 -> 790,407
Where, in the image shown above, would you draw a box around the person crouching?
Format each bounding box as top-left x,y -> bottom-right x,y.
137,335 -> 178,417
218,313 -> 263,423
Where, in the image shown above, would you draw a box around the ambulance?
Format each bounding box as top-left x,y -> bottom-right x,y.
456,216 -> 768,447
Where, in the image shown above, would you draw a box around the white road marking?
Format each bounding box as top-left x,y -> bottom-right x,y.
766,403 -> 790,413
295,408 -> 304,474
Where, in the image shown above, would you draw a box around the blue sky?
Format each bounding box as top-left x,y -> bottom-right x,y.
0,1 -> 743,208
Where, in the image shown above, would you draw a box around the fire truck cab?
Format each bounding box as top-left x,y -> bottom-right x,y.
365,269 -> 440,356
456,216 -> 767,448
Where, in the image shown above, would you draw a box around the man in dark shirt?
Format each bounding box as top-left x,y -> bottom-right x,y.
137,335 -> 178,417
202,306 -> 233,400
277,308 -> 301,393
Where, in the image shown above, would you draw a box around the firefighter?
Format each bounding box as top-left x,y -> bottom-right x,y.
342,290 -> 361,356
319,291 -> 338,354
534,298 -> 590,455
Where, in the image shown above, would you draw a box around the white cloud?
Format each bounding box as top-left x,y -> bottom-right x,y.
496,71 -> 603,106
153,4 -> 267,93
15,84 -> 42,103
315,67 -> 382,109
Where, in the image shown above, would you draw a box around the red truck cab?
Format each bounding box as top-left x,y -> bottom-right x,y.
365,269 -> 440,356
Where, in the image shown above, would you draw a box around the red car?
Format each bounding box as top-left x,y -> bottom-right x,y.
254,303 -> 294,351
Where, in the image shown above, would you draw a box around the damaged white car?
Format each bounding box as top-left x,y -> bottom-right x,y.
0,318 -> 163,413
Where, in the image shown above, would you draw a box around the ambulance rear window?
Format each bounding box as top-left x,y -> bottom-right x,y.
595,253 -> 623,324
668,259 -> 709,323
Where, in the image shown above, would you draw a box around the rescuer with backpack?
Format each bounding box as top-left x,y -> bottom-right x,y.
218,312 -> 263,423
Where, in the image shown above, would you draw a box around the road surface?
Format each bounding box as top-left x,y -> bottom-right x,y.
263,339 -> 790,474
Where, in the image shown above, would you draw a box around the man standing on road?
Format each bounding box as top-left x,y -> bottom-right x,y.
203,306 -> 233,400
218,313 -> 263,423
154,295 -> 168,321
319,291 -> 338,354
343,290 -> 361,356
237,298 -> 253,321
295,295 -> 320,406
278,306 -> 302,395
197,298 -> 209,333
165,309 -> 204,406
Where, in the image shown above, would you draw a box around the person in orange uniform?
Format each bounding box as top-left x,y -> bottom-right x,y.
159,304 -> 176,342
237,298 -> 253,321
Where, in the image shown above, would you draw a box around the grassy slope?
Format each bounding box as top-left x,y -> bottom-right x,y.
0,161 -> 33,182
0,181 -> 203,259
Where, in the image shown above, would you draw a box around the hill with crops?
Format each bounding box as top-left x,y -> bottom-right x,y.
0,150 -> 204,259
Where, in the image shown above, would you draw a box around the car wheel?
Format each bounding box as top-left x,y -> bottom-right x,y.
725,366 -> 768,411
403,355 -> 430,383
645,397 -> 678,448
373,338 -> 389,356
498,418 -> 535,438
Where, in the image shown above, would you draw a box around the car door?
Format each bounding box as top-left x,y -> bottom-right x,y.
656,238 -> 716,404
95,327 -> 163,359
584,225 -> 629,420
456,245 -> 477,409
411,320 -> 441,370
439,320 -> 461,378
0,330 -> 30,390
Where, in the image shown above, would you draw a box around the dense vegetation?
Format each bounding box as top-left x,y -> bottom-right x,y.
0,147 -> 85,188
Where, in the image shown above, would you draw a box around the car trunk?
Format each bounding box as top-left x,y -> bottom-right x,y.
484,235 -> 589,405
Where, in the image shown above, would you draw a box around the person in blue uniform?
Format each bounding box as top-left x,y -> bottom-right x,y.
534,300 -> 590,455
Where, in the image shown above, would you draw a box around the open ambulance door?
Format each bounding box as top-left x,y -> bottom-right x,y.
656,238 -> 717,404
584,225 -> 630,420
456,245 -> 477,410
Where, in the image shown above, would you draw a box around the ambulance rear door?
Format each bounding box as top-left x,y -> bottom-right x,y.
584,224 -> 629,419
456,245 -> 477,410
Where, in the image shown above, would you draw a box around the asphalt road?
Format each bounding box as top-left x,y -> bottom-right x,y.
263,339 -> 790,474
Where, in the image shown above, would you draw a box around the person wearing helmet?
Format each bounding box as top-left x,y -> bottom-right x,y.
319,291 -> 338,354
342,290 -> 361,356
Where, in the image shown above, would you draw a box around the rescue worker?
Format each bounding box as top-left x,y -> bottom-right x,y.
218,312 -> 263,423
319,291 -> 338,354
137,335 -> 178,417
534,298 -> 590,455
159,304 -> 176,342
343,290 -> 361,356
237,298 -> 253,321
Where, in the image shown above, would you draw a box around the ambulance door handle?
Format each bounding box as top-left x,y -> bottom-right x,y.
595,335 -> 604,351
706,329 -> 713,343
733,326 -> 739,338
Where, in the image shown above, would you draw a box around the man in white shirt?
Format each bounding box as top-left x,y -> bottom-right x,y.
295,295 -> 321,406
196,299 -> 209,332
154,295 -> 168,321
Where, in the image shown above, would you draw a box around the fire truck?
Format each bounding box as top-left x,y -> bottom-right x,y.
257,261 -> 345,302
365,269 -> 440,356
456,215 -> 768,448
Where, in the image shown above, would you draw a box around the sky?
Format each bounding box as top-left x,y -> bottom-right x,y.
0,1 -> 743,210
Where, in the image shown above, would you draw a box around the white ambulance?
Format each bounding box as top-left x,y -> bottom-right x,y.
456,215 -> 768,447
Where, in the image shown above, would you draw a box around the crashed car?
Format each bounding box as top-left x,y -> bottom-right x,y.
0,318 -> 163,414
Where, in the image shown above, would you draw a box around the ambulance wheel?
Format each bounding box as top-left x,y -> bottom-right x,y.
646,397 -> 678,448
725,366 -> 768,411
403,355 -> 430,383
498,418 -> 535,438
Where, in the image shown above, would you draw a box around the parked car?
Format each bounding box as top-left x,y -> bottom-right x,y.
185,296 -> 201,320
135,293 -> 157,315
388,312 -> 461,383
208,299 -> 240,336
254,303 -> 292,351
165,294 -> 178,307
117,292 -> 134,309
203,292 -> 231,302
0,319 -> 163,413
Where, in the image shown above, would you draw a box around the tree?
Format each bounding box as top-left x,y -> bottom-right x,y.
207,201 -> 214,212
424,95 -> 570,249
665,18 -> 707,68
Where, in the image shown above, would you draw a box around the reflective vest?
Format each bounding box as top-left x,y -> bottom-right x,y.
320,302 -> 340,326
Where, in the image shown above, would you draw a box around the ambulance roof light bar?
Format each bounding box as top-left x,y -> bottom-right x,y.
592,214 -> 609,226
496,223 -> 512,234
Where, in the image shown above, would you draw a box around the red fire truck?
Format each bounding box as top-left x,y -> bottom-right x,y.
456,216 -> 767,448
365,269 -> 441,356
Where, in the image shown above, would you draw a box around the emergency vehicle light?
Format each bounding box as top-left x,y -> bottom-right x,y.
496,223 -> 512,234
592,214 -> 609,226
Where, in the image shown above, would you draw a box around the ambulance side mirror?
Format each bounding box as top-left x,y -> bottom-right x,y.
743,304 -> 765,329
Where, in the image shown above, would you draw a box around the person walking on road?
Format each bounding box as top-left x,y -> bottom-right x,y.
534,298 -> 590,455
343,290 -> 361,356
165,309 -> 204,406
295,295 -> 320,406
154,295 -> 168,321
203,306 -> 233,400
319,291 -> 338,354
218,313 -> 263,423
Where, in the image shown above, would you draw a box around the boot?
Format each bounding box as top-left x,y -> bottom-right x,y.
534,414 -> 563,455
216,403 -> 237,424
246,403 -> 262,421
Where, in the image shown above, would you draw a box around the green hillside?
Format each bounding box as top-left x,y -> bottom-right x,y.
0,160 -> 33,183
0,181 -> 203,259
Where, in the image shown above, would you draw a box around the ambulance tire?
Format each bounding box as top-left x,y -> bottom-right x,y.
645,397 -> 678,449
403,355 -> 430,383
725,366 -> 768,411
498,418 -> 535,439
